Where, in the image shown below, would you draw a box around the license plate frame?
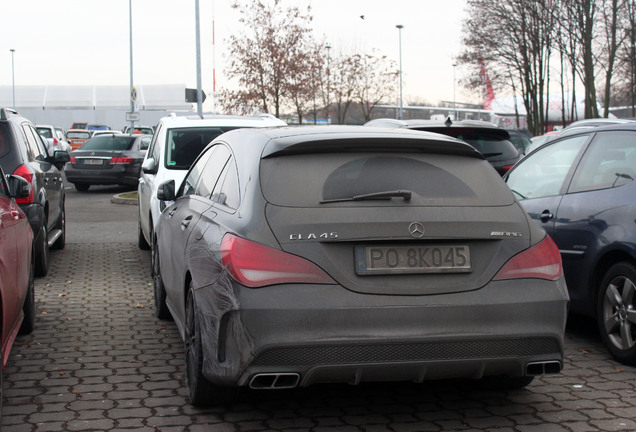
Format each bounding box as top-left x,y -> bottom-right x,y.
83,159 -> 104,166
355,244 -> 471,275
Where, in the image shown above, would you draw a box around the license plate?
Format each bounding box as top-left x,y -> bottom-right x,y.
355,244 -> 471,275
83,159 -> 104,165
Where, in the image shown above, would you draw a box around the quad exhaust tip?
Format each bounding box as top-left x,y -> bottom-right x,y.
526,360 -> 562,376
249,373 -> 300,389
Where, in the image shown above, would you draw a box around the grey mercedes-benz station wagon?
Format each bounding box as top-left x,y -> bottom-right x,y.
152,125 -> 569,406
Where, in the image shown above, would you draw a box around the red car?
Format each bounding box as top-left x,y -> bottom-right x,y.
0,166 -> 35,404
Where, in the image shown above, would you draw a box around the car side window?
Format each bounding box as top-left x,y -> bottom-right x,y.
148,123 -> 162,161
182,146 -> 217,196
212,158 -> 240,210
195,145 -> 231,198
22,124 -> 46,160
569,131 -> 636,193
506,134 -> 589,200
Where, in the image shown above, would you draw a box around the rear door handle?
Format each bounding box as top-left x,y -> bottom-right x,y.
540,210 -> 553,222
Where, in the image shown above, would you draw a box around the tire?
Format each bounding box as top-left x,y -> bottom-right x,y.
597,261 -> 636,365
18,254 -> 36,335
138,214 -> 150,250
74,183 -> 90,192
152,239 -> 171,320
184,285 -> 238,406
51,204 -> 66,250
34,222 -> 49,277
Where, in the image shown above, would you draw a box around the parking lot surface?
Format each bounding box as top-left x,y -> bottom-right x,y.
2,186 -> 636,431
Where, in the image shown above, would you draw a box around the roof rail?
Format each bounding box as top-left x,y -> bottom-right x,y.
1,107 -> 19,121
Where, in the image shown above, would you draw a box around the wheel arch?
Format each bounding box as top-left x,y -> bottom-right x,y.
591,250 -> 636,315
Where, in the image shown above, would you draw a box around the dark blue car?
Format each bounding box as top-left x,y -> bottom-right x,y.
505,122 -> 636,365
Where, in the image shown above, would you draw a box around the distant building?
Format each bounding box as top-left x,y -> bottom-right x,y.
0,84 -> 194,130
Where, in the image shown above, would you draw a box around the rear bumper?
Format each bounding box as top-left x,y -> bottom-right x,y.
65,166 -> 140,186
193,274 -> 569,387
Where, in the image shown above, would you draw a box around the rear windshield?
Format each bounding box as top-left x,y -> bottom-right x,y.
80,136 -> 136,151
261,152 -> 513,207
165,127 -> 239,169
413,128 -> 519,160
68,131 -> 91,139
36,128 -> 53,139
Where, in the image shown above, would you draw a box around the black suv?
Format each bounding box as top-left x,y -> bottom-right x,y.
0,108 -> 70,276
365,118 -> 522,175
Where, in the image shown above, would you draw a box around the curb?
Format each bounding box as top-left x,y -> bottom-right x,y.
111,193 -> 138,205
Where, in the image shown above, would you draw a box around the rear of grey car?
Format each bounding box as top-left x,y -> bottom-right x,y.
154,126 -> 569,406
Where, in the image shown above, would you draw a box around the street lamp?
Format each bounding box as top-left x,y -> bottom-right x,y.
396,25 -> 404,120
10,49 -> 15,109
453,63 -> 457,120
128,0 -> 135,132
326,44 -> 331,124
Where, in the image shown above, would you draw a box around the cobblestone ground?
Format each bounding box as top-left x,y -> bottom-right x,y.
2,243 -> 636,431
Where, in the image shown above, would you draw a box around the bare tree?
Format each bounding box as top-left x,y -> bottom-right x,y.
330,52 -> 360,124
221,0 -> 315,117
354,51 -> 399,122
461,0 -> 559,135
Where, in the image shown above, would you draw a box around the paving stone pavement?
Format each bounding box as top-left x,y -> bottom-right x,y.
2,230 -> 636,430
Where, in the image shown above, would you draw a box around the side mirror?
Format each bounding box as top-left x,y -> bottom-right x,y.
53,150 -> 71,164
142,158 -> 157,174
156,180 -> 176,201
6,174 -> 31,199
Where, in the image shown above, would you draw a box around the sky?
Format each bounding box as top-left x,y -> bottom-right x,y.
1,0 -> 471,109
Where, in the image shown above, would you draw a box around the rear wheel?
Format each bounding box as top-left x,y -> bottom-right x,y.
138,214 -> 150,250
184,284 -> 238,406
152,238 -> 171,320
74,183 -> 90,192
18,253 -> 36,335
51,205 -> 66,250
34,221 -> 49,277
597,262 -> 636,365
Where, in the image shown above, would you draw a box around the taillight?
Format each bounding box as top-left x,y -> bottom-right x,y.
220,233 -> 336,287
53,138 -> 59,145
110,157 -> 133,165
500,164 -> 515,174
13,164 -> 35,204
494,235 -> 562,281
70,156 -> 77,164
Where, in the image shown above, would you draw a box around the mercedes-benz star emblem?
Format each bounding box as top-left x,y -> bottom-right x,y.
409,222 -> 425,238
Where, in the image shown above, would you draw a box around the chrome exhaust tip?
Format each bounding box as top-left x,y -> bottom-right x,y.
249,373 -> 300,389
526,360 -> 562,376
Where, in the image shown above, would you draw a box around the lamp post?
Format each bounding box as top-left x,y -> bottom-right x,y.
326,44 -> 331,124
128,0 -> 135,132
10,49 -> 15,109
453,63 -> 457,120
396,25 -> 403,120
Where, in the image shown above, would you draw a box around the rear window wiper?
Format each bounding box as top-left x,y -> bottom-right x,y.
320,190 -> 412,203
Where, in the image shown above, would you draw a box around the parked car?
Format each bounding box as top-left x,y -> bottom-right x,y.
91,130 -> 123,138
0,108 -> 69,277
0,166 -> 35,410
505,122 -> 636,365
137,113 -> 286,251
66,129 -> 92,150
507,129 -> 533,155
123,125 -> 154,135
153,125 -> 568,406
86,124 -> 110,132
64,134 -> 151,192
35,124 -> 72,155
364,118 -> 522,175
